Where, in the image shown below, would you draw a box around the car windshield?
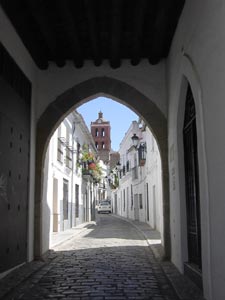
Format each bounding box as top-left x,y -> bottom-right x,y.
100,201 -> 110,205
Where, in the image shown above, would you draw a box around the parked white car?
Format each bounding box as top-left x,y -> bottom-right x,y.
97,200 -> 112,214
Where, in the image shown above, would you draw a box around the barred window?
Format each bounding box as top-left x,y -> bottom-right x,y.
57,127 -> 64,163
65,146 -> 72,169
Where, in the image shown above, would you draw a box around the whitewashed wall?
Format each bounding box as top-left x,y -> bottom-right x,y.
35,60 -> 167,120
167,1 -> 225,299
42,111 -> 98,252
42,117 -> 75,253
144,127 -> 163,237
114,121 -> 163,241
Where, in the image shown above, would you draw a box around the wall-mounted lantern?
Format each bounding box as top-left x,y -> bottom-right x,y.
131,133 -> 139,148
131,133 -> 147,166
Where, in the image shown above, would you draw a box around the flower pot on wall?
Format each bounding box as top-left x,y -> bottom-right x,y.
139,159 -> 146,166
88,162 -> 96,170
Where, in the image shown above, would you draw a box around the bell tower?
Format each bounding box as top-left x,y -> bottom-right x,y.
91,111 -> 111,163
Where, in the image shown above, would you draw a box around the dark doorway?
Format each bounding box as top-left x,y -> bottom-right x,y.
75,184 -> 79,219
52,178 -> 58,232
183,84 -> 202,287
114,194 -> 118,214
63,179 -> 69,221
146,183 -> 149,222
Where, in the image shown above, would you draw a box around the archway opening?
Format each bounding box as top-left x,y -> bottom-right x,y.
35,77 -> 169,259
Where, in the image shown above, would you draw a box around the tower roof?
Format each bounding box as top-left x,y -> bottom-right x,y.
94,111 -> 108,124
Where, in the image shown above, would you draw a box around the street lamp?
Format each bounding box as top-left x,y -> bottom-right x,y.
131,133 -> 139,148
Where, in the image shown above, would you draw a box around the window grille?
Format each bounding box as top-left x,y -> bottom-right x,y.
65,146 -> 72,169
57,138 -> 64,162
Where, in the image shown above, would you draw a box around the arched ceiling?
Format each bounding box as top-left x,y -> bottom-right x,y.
0,0 -> 184,69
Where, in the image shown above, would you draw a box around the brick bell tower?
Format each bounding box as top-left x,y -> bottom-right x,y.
91,111 -> 111,163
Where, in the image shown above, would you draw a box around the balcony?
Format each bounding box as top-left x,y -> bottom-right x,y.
138,142 -> 146,166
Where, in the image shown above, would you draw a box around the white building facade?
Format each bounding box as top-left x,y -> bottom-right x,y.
43,111 -> 98,250
112,120 -> 163,240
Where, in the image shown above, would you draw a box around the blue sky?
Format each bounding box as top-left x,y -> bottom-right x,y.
77,97 -> 138,151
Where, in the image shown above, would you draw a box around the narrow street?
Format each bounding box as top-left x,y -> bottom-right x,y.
2,215 -> 203,300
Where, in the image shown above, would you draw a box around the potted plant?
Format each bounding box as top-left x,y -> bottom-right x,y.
80,144 -> 103,180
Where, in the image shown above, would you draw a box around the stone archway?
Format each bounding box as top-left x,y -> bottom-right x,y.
34,76 -> 170,258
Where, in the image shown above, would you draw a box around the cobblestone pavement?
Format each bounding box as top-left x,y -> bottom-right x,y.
1,214 -> 204,300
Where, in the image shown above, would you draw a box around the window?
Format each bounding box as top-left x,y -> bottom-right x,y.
65,129 -> 72,168
95,142 -> 98,149
102,142 -> 105,149
102,128 -> 105,136
95,128 -> 98,136
57,126 -> 63,162
138,142 -> 146,166
126,160 -> 130,172
65,147 -> 72,168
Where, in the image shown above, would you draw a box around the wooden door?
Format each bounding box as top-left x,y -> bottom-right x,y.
63,179 -> 69,221
183,85 -> 202,270
0,42 -> 31,273
53,178 -> 58,232
134,194 -> 139,220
